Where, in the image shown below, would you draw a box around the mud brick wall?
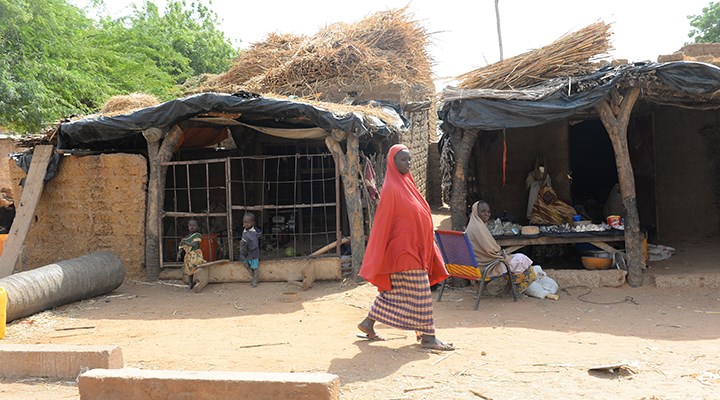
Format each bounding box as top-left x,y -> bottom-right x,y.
654,106 -> 720,241
426,140 -> 442,207
400,109 -> 433,198
475,121 -> 570,225
10,153 -> 147,278
0,138 -> 20,199
349,81 -> 434,200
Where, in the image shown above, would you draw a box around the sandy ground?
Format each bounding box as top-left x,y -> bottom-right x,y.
1,277 -> 720,400
1,208 -> 719,399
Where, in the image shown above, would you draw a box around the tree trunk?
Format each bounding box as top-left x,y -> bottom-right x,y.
449,129 -> 479,230
144,126 -> 183,281
595,87 -> 645,287
325,133 -> 366,277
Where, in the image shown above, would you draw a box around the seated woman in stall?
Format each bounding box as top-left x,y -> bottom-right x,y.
529,185 -> 576,226
465,201 -> 559,300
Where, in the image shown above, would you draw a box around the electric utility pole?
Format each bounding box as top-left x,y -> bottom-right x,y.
494,0 -> 504,60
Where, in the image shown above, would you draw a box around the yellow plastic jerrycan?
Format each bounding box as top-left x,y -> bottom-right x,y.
0,286 -> 6,339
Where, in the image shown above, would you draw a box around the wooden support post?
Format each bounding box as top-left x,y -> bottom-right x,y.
144,126 -> 183,281
595,87 -> 645,287
0,145 -> 54,277
325,132 -> 365,277
449,128 -> 478,230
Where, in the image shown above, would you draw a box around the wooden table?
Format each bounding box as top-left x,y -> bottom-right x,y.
494,231 -> 625,254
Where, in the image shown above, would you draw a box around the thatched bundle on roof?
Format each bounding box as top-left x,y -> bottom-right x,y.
458,21 -> 612,90
202,7 -> 433,100
213,32 -> 306,89
101,93 -> 160,115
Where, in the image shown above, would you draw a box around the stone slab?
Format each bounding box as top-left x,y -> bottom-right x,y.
0,344 -> 122,379
78,368 -> 340,400
654,273 -> 720,289
545,269 -> 626,288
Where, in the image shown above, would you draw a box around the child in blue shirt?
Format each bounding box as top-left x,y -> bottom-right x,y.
240,212 -> 261,287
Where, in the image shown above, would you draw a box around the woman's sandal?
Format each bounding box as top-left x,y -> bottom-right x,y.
356,332 -> 386,341
357,323 -> 386,341
420,336 -> 455,351
426,341 -> 454,351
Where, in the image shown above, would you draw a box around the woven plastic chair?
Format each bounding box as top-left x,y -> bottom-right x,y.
434,229 -> 518,309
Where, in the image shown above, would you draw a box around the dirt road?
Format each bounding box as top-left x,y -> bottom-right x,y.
1,277 -> 719,400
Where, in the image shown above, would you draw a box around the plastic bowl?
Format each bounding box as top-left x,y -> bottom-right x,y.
581,256 -> 613,270
281,291 -> 299,302
582,250 -> 611,258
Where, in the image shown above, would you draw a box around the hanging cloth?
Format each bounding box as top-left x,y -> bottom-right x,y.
502,129 -> 507,187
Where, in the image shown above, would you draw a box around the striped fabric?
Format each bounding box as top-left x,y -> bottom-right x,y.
368,269 -> 435,335
445,263 -> 483,280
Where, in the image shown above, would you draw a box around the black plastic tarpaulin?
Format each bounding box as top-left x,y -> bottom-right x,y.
58,91 -> 406,151
439,61 -> 720,132
649,61 -> 720,95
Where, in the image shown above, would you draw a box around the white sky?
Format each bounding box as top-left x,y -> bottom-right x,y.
77,0 -> 712,81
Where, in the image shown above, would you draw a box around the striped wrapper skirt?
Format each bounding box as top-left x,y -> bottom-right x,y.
368,269 -> 435,335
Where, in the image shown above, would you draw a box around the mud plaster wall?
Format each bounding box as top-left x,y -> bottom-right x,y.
347,81 -> 434,199
0,138 -> 21,198
475,121 -> 570,224
10,153 -> 147,278
400,108 -> 433,199
654,106 -> 720,241
426,140 -> 442,207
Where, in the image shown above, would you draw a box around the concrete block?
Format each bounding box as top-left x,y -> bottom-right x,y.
210,258 -> 342,283
160,257 -> 342,284
654,273 -> 720,289
78,368 -> 340,400
545,269 -> 626,288
0,344 -> 122,379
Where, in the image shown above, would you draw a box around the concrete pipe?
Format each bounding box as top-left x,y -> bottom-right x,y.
0,252 -> 125,323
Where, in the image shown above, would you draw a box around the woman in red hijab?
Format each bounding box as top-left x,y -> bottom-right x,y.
357,144 -> 453,351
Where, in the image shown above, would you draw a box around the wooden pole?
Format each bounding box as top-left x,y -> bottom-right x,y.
595,87 -> 645,287
311,237 -> 350,257
325,132 -> 365,277
0,145 -> 54,277
494,0 -> 504,61
449,128 -> 479,230
144,125 -> 183,281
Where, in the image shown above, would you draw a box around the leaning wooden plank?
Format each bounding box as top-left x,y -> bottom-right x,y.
0,145 -> 54,278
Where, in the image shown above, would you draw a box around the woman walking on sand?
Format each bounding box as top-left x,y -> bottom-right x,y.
356,144 -> 454,351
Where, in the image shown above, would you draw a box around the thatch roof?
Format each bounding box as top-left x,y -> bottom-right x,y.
212,32 -> 307,90
457,21 -> 612,90
197,7 -> 433,101
100,93 -> 161,115
441,61 -> 720,132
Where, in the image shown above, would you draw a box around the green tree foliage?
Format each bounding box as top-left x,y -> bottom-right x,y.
688,1 -> 720,43
0,0 -> 236,133
99,1 -> 235,80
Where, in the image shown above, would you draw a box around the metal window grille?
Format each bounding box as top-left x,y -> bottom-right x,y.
160,152 -> 341,270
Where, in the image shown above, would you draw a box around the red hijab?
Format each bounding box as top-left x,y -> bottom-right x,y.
359,144 -> 448,291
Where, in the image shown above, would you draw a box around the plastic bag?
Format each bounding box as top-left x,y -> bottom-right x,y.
647,244 -> 675,262
523,265 -> 559,299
